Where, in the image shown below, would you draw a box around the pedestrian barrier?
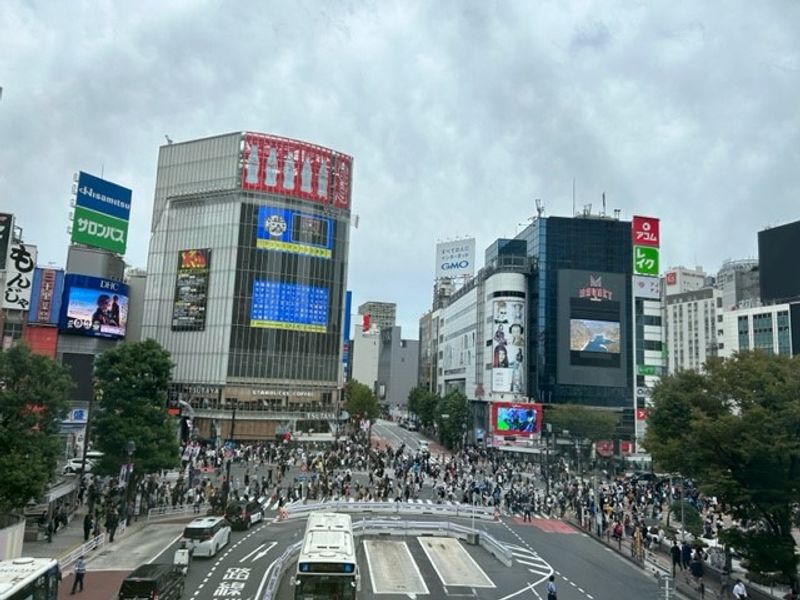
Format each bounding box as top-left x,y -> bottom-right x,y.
59,533 -> 105,576
260,519 -> 513,599
146,503 -> 209,521
283,499 -> 496,522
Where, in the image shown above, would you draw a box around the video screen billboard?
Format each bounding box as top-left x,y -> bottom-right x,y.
557,269 -> 628,387
491,402 -> 542,435
490,297 -> 525,394
758,220 -> 800,304
241,133 -> 352,210
172,249 -> 212,331
250,280 -> 329,333
59,274 -> 129,339
257,206 -> 333,259
569,319 -> 620,353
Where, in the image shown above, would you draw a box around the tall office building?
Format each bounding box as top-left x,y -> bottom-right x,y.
716,259 -> 760,310
142,132 -> 354,441
759,220 -> 800,305
664,287 -> 718,373
663,266 -> 707,297
357,301 -> 396,332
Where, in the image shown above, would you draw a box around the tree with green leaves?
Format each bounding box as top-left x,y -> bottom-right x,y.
0,345 -> 72,514
644,351 -> 800,584
91,340 -> 180,483
410,389 -> 439,429
344,380 -> 379,421
436,390 -> 470,450
545,404 -> 618,442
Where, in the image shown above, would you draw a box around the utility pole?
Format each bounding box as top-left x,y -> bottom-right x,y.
223,398 -> 238,506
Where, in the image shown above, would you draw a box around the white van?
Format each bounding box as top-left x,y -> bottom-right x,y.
181,516 -> 231,558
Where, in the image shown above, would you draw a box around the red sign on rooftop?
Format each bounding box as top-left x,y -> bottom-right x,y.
632,216 -> 660,247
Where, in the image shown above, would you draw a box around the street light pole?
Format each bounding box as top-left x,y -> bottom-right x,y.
223,399 -> 238,507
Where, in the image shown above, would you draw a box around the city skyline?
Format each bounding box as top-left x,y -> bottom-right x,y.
2,1 -> 798,334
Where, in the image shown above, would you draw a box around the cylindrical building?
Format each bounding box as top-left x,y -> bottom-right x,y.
142,132 -> 353,441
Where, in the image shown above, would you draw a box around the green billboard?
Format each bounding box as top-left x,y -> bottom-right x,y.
637,364 -> 657,376
633,245 -> 659,276
71,205 -> 129,254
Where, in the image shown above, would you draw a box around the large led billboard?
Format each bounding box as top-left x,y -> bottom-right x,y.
490,296 -> 525,394
241,133 -> 352,210
59,274 -> 128,339
250,280 -> 329,333
172,249 -> 212,331
569,319 -> 620,353
491,402 -> 542,436
257,206 -> 333,259
70,172 -> 132,254
557,269 -> 628,387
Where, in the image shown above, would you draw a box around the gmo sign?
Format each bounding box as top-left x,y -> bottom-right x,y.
441,260 -> 470,271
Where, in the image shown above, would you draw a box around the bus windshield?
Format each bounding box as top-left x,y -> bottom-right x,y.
295,574 -> 355,600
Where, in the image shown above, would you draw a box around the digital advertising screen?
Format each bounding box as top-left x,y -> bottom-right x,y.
569,319 -> 620,353
256,206 -> 332,258
491,402 -> 542,436
59,274 -> 128,339
250,279 -> 328,333
172,249 -> 212,331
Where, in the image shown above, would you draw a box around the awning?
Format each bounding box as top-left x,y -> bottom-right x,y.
43,478 -> 79,503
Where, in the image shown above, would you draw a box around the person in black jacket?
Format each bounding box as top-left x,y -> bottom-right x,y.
670,540 -> 682,576
82,513 -> 93,541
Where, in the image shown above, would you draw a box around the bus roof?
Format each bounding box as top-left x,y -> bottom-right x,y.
0,557 -> 58,597
299,513 -> 355,563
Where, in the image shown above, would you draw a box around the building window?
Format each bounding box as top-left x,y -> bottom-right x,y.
752,313 -> 773,354
777,310 -> 791,356
738,316 -> 749,351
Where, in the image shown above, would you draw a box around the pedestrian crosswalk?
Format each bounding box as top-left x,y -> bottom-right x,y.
510,514 -> 577,534
504,543 -> 554,582
268,496 -> 465,510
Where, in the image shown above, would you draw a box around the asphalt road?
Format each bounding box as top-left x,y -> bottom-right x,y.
76,420 -> 661,599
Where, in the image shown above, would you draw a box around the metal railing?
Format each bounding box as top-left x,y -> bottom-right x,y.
60,533 -> 105,576
283,499 -> 497,521
146,503 -> 209,521
260,518 -> 513,599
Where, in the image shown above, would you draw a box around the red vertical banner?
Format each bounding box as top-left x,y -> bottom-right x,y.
362,314 -> 370,332
632,216 -> 660,247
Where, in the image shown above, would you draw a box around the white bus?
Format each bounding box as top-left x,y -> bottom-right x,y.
0,557 -> 59,600
294,512 -> 359,600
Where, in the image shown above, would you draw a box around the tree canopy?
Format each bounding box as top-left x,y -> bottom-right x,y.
545,404 -> 618,442
344,380 -> 379,421
92,339 -> 180,478
436,390 -> 470,450
0,345 -> 71,513
644,351 -> 800,582
408,386 -> 439,429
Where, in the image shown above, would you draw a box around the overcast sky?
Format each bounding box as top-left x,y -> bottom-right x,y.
1,1 -> 798,335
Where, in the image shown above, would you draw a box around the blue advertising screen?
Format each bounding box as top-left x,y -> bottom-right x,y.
250,280 -> 328,333
256,206 -> 332,259
76,171 -> 132,222
59,274 -> 129,339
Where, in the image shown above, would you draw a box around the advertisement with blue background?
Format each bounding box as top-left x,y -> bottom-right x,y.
59,274 -> 129,339
256,206 -> 332,259
250,279 -> 328,333
27,268 -> 65,325
75,171 -> 132,221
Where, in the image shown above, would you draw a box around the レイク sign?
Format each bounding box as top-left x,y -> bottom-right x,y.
632,216 -> 660,247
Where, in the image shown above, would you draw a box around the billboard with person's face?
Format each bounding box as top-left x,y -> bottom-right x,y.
490,296 -> 525,394
59,274 -> 128,339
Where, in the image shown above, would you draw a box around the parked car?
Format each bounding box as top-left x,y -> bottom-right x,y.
118,563 -> 185,600
62,451 -> 104,475
225,499 -> 264,530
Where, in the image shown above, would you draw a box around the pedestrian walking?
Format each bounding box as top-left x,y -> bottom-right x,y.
70,556 -> 86,594
732,579 -> 748,599
681,541 -> 692,570
105,508 -> 119,543
82,512 -> 93,541
546,574 -> 557,600
670,540 -> 681,576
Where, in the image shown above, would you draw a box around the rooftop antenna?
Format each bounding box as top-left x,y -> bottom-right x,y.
165,134 -> 174,145
535,198 -> 544,218
602,192 -> 606,216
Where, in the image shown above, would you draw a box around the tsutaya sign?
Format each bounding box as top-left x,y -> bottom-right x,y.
578,274 -> 614,302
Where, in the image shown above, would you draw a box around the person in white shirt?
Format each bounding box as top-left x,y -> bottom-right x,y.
733,579 -> 747,599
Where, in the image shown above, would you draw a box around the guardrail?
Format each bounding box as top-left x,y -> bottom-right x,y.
259,518 -> 513,599
284,500 -> 497,522
60,533 -> 105,576
146,503 -> 209,521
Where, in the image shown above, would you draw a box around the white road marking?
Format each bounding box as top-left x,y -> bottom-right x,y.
254,558 -> 279,600
240,543 -> 267,563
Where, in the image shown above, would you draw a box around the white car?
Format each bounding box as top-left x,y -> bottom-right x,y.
62,451 -> 104,475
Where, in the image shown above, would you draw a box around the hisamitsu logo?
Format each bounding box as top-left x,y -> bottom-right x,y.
578,275 -> 613,302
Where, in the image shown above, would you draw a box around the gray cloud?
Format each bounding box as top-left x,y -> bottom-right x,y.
1,0 -> 798,334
